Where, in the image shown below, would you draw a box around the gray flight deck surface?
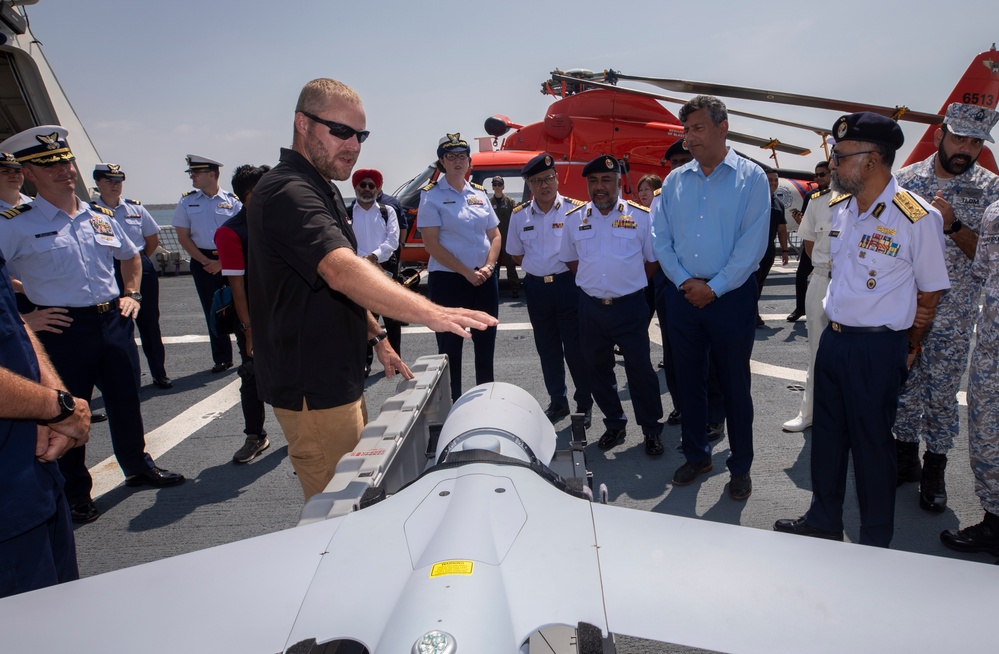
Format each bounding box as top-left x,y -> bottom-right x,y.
72,265 -> 989,653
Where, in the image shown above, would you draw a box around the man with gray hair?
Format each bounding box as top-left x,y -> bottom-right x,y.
652,95 -> 770,500
892,103 -> 999,513
247,78 -> 498,500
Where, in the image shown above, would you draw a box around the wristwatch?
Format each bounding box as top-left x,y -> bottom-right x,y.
944,220 -> 963,235
368,330 -> 389,347
126,291 -> 143,303
39,390 -> 76,425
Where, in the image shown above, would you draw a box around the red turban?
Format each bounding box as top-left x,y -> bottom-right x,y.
352,168 -> 383,189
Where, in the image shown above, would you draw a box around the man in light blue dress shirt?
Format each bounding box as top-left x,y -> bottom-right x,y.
652,95 -> 770,500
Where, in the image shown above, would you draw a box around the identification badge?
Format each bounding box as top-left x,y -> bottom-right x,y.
578,224 -> 593,231
523,225 -> 535,232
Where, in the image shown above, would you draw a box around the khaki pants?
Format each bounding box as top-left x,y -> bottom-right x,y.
273,396 -> 367,500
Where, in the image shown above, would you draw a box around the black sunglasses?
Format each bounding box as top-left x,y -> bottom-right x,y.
300,111 -> 370,144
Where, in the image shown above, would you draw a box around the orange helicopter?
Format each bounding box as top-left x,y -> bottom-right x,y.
394,45 -> 999,275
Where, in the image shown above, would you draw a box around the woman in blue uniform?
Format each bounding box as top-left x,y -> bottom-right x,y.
418,134 -> 501,400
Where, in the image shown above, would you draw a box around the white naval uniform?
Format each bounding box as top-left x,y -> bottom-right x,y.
506,194 -> 581,276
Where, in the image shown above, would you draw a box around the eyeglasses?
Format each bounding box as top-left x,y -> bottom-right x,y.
830,150 -> 875,165
300,111 -> 370,144
356,181 -> 377,190
528,174 -> 557,187
491,181 -> 504,186
443,152 -> 469,161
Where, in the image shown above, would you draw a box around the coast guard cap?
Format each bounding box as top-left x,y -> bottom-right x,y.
436,133 -> 470,159
943,103 -> 999,144
185,155 -> 223,173
521,153 -> 555,179
581,154 -> 621,177
0,125 -> 75,165
832,112 -> 904,150
664,138 -> 689,160
93,162 -> 125,181
0,152 -> 22,170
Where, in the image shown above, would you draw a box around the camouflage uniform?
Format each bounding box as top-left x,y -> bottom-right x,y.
968,199 -> 999,515
893,156 -> 999,453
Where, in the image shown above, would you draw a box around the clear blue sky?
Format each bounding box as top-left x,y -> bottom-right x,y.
23,0 -> 999,203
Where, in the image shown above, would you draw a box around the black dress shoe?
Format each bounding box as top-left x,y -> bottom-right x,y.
756,315 -> 765,328
773,517 -> 843,541
666,409 -> 681,425
124,466 -> 186,488
70,499 -> 100,524
153,376 -> 173,389
940,512 -> 999,556
211,362 -> 233,374
644,432 -> 664,456
786,310 -> 804,322
597,428 -> 626,450
729,473 -> 752,500
91,412 -> 107,423
576,407 -> 592,429
544,403 -> 571,423
706,422 -> 724,442
672,459 -> 712,485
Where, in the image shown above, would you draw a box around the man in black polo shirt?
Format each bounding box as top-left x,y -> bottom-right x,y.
248,78 -> 498,500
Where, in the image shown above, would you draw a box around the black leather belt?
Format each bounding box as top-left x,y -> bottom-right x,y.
39,300 -> 118,315
198,248 -> 219,257
584,289 -> 642,305
526,271 -> 570,284
830,322 -> 895,334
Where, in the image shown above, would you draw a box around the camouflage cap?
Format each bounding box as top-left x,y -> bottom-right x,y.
943,103 -> 999,144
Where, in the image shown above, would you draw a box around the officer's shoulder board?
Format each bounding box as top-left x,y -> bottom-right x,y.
810,187 -> 832,200
893,191 -> 929,223
182,189 -> 197,197
653,187 -> 662,197
565,203 -> 587,216
470,182 -> 486,192
89,203 -> 115,218
124,198 -> 141,206
1,203 -> 32,220
421,180 -> 437,192
829,193 -> 852,207
627,199 -> 650,213
566,197 -> 586,206
512,200 -> 530,214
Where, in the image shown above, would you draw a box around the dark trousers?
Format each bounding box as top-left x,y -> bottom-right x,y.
0,493 -> 78,598
654,271 -> 725,422
523,271 -> 592,411
234,328 -> 266,437
114,255 -> 167,381
666,276 -> 757,474
191,250 -> 232,366
38,308 -> 153,502
793,248 -> 812,314
429,270 -> 499,401
578,289 -> 663,433
756,246 -> 775,303
805,327 -> 908,547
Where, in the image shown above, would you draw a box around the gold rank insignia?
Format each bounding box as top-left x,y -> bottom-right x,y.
627,199 -> 649,212
565,203 -> 586,215
89,203 -> 114,218
470,182 -> 486,192
512,201 -> 529,213
421,180 -> 437,192
810,188 -> 831,200
893,191 -> 928,223
1,204 -> 32,220
125,198 -> 141,206
182,189 -> 197,197
829,193 -> 852,206
107,164 -> 121,175
653,188 -> 662,197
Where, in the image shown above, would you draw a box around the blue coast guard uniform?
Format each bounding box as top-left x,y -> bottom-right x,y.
798,113 -> 950,548
94,163 -> 169,386
0,151 -> 31,211
560,156 -> 663,440
171,155 -> 241,368
0,125 -> 183,518
506,153 -> 592,418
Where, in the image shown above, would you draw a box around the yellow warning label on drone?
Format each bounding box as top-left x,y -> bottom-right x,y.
430,560 -> 474,577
